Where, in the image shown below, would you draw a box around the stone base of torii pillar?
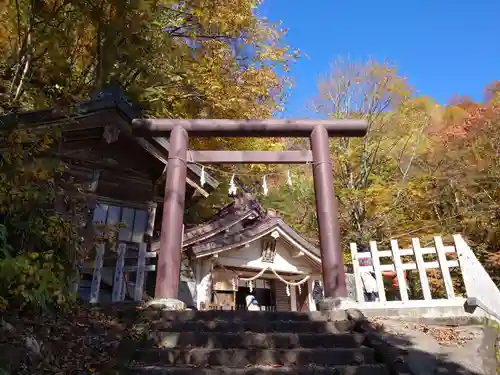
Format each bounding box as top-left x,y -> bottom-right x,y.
146,298 -> 187,311
319,297 -> 359,311
318,297 -> 362,322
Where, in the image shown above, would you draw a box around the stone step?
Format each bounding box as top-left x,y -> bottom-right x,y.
133,347 -> 375,367
125,364 -> 390,375
94,307 -> 346,323
147,332 -> 365,349
139,320 -> 352,333
138,310 -> 340,322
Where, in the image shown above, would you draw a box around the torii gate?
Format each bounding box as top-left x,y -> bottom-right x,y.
132,119 -> 367,301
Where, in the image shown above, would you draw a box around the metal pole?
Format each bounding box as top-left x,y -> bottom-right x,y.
310,125 -> 347,298
155,125 -> 189,299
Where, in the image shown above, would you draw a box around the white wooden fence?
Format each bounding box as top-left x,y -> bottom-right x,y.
350,236 -> 461,304
81,242 -> 157,303
350,234 -> 500,319
81,225 -> 185,304
78,233 -> 500,320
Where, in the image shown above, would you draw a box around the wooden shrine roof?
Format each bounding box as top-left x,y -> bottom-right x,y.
152,193 -> 321,262
0,87 -> 219,194
190,215 -> 320,261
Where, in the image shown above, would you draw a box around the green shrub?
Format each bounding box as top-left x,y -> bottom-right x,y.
0,128 -> 81,311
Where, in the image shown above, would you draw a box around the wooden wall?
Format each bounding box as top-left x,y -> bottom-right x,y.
273,280 -> 291,312
296,284 -> 310,312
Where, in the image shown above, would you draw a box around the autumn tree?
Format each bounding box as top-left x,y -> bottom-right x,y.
0,127 -> 86,309
0,0 -> 297,307
422,94 -> 500,284
0,0 -> 295,121
484,80 -> 500,103
307,58 -> 438,245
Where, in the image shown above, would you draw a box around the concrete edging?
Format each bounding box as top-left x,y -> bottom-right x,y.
345,308 -> 500,375
465,297 -> 500,323
345,309 -> 414,375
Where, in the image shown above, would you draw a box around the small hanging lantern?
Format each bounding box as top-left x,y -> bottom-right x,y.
248,280 -> 254,293
287,170 -> 293,187
262,175 -> 268,196
200,166 -> 206,187
286,284 -> 290,297
228,174 -> 237,196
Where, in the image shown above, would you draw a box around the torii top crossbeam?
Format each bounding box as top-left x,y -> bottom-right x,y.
132,119 -> 367,138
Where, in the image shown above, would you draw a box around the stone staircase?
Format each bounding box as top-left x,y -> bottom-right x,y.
115,309 -> 394,374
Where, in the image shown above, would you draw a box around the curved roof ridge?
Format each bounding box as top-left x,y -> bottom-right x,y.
191,214 -> 321,263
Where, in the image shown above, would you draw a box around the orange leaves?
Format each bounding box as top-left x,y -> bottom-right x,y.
432,81 -> 500,144
484,80 -> 500,103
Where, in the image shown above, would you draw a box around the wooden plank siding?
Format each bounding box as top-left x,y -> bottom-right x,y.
273,280 -> 291,312
296,283 -> 310,312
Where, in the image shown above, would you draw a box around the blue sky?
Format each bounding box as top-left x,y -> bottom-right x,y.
258,0 -> 500,118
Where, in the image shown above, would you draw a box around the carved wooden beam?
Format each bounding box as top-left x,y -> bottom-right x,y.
87,169 -> 102,193
137,137 -> 210,197
103,125 -> 120,143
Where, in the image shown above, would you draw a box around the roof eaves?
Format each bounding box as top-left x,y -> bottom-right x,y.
153,137 -> 219,189
111,96 -> 218,190
191,217 -> 278,258
275,219 -> 320,259
0,89 -> 219,189
0,96 -> 118,130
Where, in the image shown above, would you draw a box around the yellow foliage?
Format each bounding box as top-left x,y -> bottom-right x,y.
0,252 -> 71,311
0,0 -> 295,121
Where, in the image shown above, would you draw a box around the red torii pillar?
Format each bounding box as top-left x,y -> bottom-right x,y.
132,119 -> 368,302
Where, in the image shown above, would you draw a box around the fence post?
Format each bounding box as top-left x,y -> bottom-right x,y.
434,236 -> 455,299
412,238 -> 432,300
369,241 -> 386,302
112,243 -> 127,302
71,261 -> 81,295
453,234 -> 474,299
89,243 -> 105,303
135,242 -> 147,302
120,273 -> 128,301
390,239 -> 409,301
350,243 -> 365,303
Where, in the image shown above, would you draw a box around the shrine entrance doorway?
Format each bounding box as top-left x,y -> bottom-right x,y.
235,285 -> 273,311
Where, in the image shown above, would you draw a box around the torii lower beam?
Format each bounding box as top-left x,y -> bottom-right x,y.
132,119 -> 368,302
188,150 -> 313,164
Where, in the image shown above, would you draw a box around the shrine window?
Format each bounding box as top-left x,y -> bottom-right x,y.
261,237 -> 277,263
92,202 -> 148,244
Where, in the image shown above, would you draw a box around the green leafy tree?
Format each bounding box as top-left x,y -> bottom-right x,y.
0,128 -> 84,310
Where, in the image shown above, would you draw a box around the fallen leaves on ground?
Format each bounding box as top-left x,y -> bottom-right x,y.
416,324 -> 474,347
369,317 -> 475,347
0,304 -> 153,374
